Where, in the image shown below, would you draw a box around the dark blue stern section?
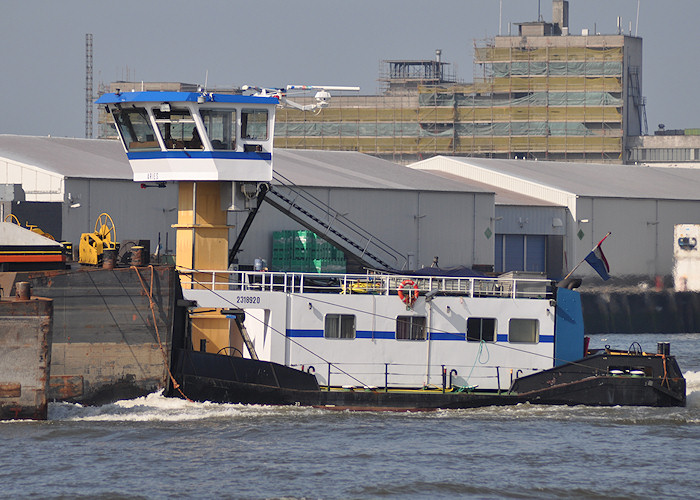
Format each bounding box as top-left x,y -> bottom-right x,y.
554,288 -> 585,366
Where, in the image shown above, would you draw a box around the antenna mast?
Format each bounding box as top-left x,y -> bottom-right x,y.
85,33 -> 93,139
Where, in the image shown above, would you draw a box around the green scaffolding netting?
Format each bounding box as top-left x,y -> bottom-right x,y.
275,122 -> 424,137
491,61 -> 623,77
275,121 -> 596,137
418,91 -> 621,107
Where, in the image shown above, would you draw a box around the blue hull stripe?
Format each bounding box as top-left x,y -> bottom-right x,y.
287,329 -> 322,338
127,151 -> 271,160
429,332 -> 466,341
287,330 -> 394,339
286,330 -> 554,343
497,334 -> 553,343
356,331 -> 394,340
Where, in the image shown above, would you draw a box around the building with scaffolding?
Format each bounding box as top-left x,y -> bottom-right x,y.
273,0 -> 646,164
98,2 -> 660,165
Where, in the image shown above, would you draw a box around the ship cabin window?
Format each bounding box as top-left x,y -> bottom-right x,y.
324,314 -> 355,339
241,109 -> 269,141
201,109 -> 236,150
153,107 -> 202,150
396,316 -> 426,341
112,107 -> 159,151
466,317 -> 496,342
508,318 -> 539,343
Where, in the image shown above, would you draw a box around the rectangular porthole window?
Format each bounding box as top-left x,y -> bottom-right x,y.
201,109 -> 236,150
112,107 -> 159,151
153,108 -> 200,150
466,318 -> 496,342
508,318 -> 539,343
396,316 -> 426,341
324,314 -> 356,339
241,109 -> 269,140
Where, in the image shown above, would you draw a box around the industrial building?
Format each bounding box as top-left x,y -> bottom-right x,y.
627,129 -> 700,167
3,135 -> 700,283
410,156 -> 700,282
0,135 -> 494,272
272,0 -> 644,164
94,1 -> 700,168
0,135 -> 178,257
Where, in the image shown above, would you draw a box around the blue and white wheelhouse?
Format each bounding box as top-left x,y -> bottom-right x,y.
96,91 -> 278,182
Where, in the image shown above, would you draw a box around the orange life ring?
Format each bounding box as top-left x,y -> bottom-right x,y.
398,279 -> 419,305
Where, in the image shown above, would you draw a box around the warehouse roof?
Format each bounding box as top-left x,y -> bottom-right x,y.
0,135 -> 488,194
273,149 -> 487,192
419,169 -> 559,206
0,135 -> 131,179
411,156 -> 700,201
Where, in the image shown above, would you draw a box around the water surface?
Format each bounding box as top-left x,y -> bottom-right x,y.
2,333 -> 699,499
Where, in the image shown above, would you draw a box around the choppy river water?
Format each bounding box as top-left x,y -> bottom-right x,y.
2,333 -> 700,499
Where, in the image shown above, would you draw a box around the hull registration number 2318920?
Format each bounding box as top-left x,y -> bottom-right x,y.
236,296 -> 261,305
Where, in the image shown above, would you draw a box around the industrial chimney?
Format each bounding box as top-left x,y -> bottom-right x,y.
552,0 -> 569,34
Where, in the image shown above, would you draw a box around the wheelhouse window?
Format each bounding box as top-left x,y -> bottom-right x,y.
241,109 -> 268,140
466,317 -> 496,342
508,319 -> 539,343
396,316 -> 426,341
201,109 -> 236,150
324,314 -> 355,339
112,107 -> 159,151
153,107 -> 202,150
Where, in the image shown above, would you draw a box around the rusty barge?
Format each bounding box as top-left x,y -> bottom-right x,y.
1,265 -> 181,407
0,284 -> 52,420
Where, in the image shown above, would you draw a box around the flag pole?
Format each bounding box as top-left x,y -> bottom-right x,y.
563,232 -> 611,280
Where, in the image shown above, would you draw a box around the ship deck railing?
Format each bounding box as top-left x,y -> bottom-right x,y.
287,360 -> 542,393
179,269 -> 554,300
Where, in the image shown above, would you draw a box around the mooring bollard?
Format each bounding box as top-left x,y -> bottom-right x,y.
15,282 -> 31,300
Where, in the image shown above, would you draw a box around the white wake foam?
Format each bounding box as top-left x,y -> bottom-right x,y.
684,370 -> 700,408
48,390 -> 318,422
48,371 -> 700,422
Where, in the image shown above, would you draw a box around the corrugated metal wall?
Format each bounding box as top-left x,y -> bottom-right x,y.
230,187 -> 495,272
61,179 -> 178,255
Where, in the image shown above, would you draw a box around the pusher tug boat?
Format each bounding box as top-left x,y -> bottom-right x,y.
170,268 -> 686,410
96,88 -> 686,410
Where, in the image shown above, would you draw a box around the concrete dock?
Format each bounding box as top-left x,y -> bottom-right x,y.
0,285 -> 52,420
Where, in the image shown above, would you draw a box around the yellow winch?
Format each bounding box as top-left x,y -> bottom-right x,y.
79,213 -> 118,265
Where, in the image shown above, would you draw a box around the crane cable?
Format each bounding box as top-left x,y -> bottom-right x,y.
132,265 -> 193,402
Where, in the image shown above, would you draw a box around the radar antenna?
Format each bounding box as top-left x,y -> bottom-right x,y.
241,84 -> 360,113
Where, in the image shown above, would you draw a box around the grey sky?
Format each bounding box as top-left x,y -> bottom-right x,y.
1,1 -> 697,138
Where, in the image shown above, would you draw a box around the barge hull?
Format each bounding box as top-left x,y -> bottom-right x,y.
0,296 -> 52,420
170,349 -> 686,410
4,266 -> 179,405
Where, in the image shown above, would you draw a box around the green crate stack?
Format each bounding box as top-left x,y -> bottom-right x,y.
312,258 -> 347,274
292,230 -> 316,271
271,230 -> 292,271
271,230 -> 346,273
313,238 -> 346,273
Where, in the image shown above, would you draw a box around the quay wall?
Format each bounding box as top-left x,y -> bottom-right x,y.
0,296 -> 52,420
2,266 -> 179,405
580,290 -> 700,334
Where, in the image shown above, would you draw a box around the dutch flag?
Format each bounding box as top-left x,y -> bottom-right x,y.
584,234 -> 611,281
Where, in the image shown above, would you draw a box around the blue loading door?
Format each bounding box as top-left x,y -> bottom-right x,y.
554,287 -> 585,366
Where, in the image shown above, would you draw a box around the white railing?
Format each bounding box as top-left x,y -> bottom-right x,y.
179,269 -> 553,300
288,360 -> 543,392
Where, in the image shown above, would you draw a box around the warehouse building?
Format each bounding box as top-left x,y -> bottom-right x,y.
272,0 -> 643,164
0,135 -> 178,257
410,156 -> 700,282
4,134 -> 700,282
414,168 -> 568,277
0,135 -> 495,272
